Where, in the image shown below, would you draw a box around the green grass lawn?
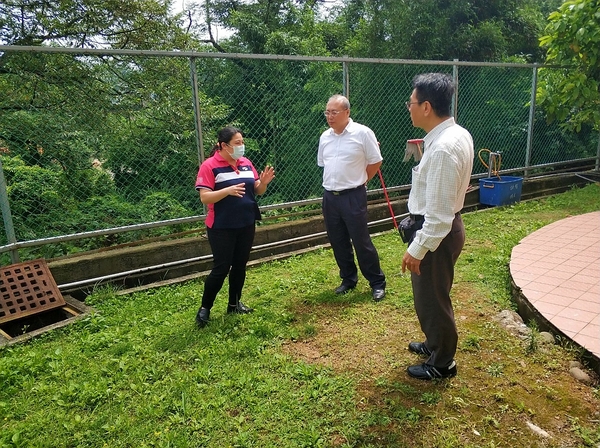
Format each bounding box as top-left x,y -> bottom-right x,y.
1,183 -> 599,448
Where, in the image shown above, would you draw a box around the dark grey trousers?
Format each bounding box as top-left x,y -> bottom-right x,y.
411,213 -> 465,368
322,187 -> 386,289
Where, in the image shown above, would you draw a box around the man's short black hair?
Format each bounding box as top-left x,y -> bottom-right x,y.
412,73 -> 454,118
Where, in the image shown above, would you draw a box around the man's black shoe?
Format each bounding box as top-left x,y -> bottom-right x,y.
408,342 -> 431,357
227,301 -> 254,314
372,288 -> 385,302
334,283 -> 356,295
407,361 -> 457,380
196,307 -> 210,328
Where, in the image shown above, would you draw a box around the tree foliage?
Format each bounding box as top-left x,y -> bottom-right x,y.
0,0 -> 183,48
537,0 -> 600,132
201,0 -> 551,61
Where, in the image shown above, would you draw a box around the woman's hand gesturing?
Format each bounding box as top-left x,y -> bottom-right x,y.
259,165 -> 275,186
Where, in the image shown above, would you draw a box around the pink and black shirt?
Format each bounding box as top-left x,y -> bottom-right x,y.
195,151 -> 260,229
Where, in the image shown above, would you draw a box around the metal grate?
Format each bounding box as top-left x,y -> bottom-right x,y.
0,259 -> 66,324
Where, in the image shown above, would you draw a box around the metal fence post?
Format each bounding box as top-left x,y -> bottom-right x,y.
190,57 -> 205,166
452,59 -> 459,121
343,58 -> 349,98
596,133 -> 600,171
189,57 -> 206,214
0,159 -> 19,263
525,64 -> 539,178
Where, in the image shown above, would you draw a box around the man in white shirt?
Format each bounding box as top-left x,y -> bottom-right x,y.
318,94 -> 386,302
402,73 -> 474,380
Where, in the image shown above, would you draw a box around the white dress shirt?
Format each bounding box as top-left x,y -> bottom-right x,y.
318,119 -> 383,191
408,117 -> 474,260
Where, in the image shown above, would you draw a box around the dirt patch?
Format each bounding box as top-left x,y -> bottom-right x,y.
282,304 -> 417,378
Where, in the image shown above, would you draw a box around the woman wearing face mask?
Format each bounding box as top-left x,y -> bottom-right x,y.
194,126 -> 275,328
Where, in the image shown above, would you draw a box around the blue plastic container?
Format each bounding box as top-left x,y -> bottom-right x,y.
479,176 -> 523,206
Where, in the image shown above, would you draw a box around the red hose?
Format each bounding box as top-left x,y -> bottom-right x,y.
377,169 -> 398,230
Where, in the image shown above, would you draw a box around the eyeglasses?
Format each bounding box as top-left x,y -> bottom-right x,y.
405,101 -> 423,110
323,109 -> 347,117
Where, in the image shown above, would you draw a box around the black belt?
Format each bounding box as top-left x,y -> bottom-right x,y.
326,185 -> 364,196
409,212 -> 460,221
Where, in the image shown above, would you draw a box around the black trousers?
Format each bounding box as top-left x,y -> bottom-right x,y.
322,187 -> 385,289
411,213 -> 465,368
201,224 -> 255,310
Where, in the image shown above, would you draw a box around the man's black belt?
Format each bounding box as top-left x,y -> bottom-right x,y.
409,212 -> 460,221
326,185 -> 364,196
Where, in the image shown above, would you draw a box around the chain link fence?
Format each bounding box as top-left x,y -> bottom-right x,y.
0,46 -> 598,263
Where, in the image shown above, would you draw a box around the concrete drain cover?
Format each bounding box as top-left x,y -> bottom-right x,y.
0,259 -> 66,324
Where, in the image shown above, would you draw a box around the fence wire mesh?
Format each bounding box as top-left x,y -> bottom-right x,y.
0,47 -> 598,263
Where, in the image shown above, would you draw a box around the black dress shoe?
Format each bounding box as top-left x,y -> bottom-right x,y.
407,361 -> 457,380
196,307 -> 210,328
372,288 -> 385,302
227,301 -> 254,314
334,283 -> 356,295
408,341 -> 431,356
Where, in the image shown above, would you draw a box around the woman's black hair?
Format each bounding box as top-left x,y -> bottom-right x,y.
210,126 -> 243,156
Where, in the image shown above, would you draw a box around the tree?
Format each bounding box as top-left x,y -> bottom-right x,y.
0,0 -> 182,49
338,0 -> 552,62
537,0 -> 600,132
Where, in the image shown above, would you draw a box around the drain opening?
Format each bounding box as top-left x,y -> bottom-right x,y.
0,259 -> 90,343
0,305 -> 81,339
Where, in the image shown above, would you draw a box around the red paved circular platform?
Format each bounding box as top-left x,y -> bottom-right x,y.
510,211 -> 600,360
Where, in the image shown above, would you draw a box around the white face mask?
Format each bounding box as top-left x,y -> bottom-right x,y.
229,144 -> 245,160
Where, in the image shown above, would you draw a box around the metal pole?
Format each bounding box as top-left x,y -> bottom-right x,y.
343,58 -> 349,98
189,57 -> 206,214
596,133 -> 600,171
190,57 -> 205,166
452,59 -> 459,121
0,158 -> 20,263
525,64 -> 539,178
